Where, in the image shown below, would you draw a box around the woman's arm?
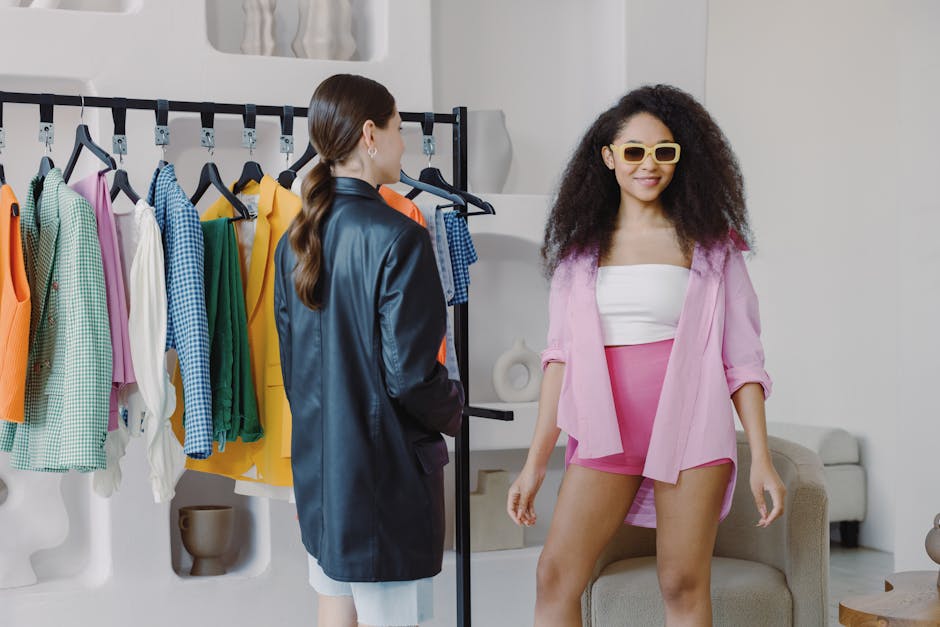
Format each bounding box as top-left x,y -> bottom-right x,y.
723,246 -> 783,526
524,361 -> 565,472
507,361 -> 564,526
733,383 -> 785,527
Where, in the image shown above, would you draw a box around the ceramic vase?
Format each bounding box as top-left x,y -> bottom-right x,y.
293,0 -> 356,60
179,505 -> 234,576
241,0 -> 277,56
492,337 -> 541,403
925,512 -> 940,587
468,109 -> 512,193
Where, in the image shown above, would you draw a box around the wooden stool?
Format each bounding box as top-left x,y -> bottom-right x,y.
839,570 -> 940,626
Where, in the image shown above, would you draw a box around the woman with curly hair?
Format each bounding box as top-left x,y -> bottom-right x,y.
507,84 -> 785,626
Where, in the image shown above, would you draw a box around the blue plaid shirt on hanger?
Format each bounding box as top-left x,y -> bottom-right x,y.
443,211 -> 477,306
147,165 -> 213,459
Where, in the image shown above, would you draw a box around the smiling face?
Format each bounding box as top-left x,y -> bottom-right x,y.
601,112 -> 678,207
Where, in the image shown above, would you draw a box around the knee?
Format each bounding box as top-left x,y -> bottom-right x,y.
658,565 -> 708,608
536,552 -> 585,602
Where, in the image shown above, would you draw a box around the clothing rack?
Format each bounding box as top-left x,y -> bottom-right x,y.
0,90 -> 511,627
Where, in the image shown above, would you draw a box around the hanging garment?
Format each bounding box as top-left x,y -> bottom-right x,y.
72,171 -> 136,431
201,218 -> 261,447
0,169 -> 111,472
442,211 -> 477,305
417,199 -> 459,380
0,184 -> 30,423
128,199 -> 182,502
147,164 -> 213,460
379,185 -> 427,227
171,175 -> 299,486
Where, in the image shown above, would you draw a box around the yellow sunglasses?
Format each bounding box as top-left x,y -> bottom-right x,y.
609,142 -> 681,165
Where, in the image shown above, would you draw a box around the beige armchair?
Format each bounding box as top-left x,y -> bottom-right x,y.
582,432 -> 829,627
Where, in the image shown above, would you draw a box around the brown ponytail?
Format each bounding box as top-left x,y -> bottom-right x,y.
288,74 -> 396,309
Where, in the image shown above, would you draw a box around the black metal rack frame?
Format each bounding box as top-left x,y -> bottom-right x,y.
0,90 -> 513,627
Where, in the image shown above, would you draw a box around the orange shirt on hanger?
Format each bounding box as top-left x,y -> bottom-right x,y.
0,185 -> 31,423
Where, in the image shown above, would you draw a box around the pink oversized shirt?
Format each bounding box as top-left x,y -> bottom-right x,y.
72,171 -> 136,431
540,238 -> 772,527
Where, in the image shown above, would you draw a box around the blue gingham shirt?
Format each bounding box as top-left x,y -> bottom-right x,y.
147,165 -> 213,459
443,211 -> 477,306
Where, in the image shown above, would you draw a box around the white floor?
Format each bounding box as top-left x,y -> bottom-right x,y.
828,543 -> 894,627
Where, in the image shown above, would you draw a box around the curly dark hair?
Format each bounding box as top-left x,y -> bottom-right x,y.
542,84 -> 752,276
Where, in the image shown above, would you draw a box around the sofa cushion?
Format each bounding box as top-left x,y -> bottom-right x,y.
766,422 -> 859,465
825,464 -> 867,521
590,555 -> 792,627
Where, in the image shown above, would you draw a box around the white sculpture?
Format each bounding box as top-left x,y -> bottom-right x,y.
0,457 -> 69,588
241,0 -> 277,56
492,337 -> 542,403
293,0 -> 356,60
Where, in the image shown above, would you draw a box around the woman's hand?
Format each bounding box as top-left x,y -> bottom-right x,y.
507,464 -> 546,527
750,458 -> 786,527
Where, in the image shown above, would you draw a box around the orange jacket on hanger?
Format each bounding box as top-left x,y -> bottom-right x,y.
0,185 -> 30,423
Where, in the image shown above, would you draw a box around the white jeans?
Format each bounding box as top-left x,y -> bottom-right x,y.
307,554 -> 434,626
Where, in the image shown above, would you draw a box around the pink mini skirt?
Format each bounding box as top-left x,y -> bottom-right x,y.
568,338 -> 730,476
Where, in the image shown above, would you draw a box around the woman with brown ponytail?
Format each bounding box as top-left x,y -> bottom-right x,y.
274,74 -> 464,627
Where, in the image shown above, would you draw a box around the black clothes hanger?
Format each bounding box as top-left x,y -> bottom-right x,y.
108,99 -> 141,205
190,103 -> 251,222
402,112 -> 494,215
233,160 -> 264,195
109,169 -> 140,205
63,98 -> 117,183
399,169 -> 465,207
191,161 -> 252,222
232,104 -> 264,195
277,141 -> 317,189
403,166 -> 494,215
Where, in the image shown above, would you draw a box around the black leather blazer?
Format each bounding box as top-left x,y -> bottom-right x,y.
274,177 -> 463,582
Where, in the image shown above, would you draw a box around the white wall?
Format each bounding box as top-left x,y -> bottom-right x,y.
430,0 -> 628,195
894,0 -> 940,572
705,0 -> 900,552
431,0 -> 709,196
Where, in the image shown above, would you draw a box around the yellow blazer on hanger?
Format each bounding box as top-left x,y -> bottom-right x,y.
171,175 -> 300,486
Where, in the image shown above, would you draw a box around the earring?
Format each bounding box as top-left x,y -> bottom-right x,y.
368,147 -> 377,159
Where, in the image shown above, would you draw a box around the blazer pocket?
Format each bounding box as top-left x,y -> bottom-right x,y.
413,435 -> 449,474
262,363 -> 293,458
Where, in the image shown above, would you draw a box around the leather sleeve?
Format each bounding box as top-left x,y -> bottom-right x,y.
273,238 -> 293,405
378,225 -> 464,437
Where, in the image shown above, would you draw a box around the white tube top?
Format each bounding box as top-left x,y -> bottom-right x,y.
595,264 -> 690,346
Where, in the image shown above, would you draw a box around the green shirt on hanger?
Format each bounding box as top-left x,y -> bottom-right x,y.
202,218 -> 261,447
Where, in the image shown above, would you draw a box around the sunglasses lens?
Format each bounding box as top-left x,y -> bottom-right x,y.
622,146 -> 646,162
655,145 -> 677,162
